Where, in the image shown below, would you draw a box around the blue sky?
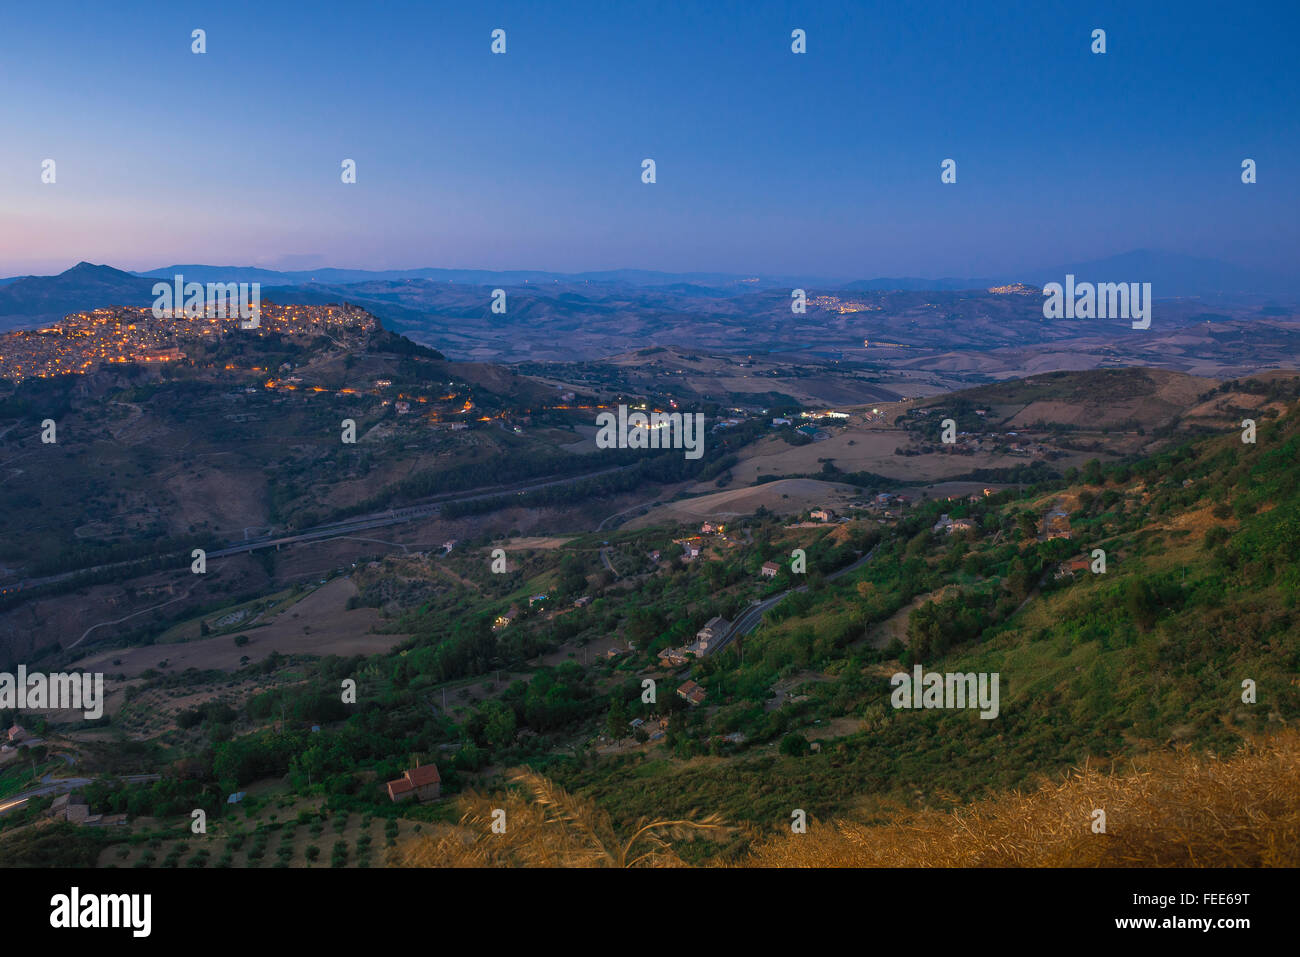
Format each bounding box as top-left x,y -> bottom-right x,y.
1,0 -> 1296,277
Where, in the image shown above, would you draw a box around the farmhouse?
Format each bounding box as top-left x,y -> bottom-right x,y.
931,513 -> 975,535
386,764 -> 441,803
677,680 -> 706,707
761,561 -> 780,578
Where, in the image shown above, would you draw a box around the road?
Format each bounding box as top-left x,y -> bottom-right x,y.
0,773 -> 160,816
709,544 -> 880,655
70,585 -> 197,650
202,465 -> 634,558
599,547 -> 620,579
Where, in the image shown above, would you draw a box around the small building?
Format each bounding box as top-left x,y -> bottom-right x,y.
386,764 -> 441,804
493,608 -> 519,630
760,561 -> 780,578
7,724 -> 25,743
682,542 -> 701,560
49,793 -> 84,821
87,813 -> 128,828
574,595 -> 592,608
811,508 -> 834,522
1054,557 -> 1093,580
1042,506 -> 1072,541
677,680 -> 706,707
528,594 -> 548,608
227,791 -> 246,805
696,616 -> 731,645
658,647 -> 688,667
771,417 -> 792,426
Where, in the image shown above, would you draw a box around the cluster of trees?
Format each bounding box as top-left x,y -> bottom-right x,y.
906,588 -> 1003,661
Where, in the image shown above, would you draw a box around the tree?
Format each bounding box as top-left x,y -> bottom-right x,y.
483,702 -> 516,749
1124,579 -> 1159,633
779,733 -> 810,757
606,696 -> 628,740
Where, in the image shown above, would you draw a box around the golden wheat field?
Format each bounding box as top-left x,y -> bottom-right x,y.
391,731 -> 1300,867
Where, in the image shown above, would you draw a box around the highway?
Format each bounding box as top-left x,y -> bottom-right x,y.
205,465 -> 634,557
13,464 -> 636,588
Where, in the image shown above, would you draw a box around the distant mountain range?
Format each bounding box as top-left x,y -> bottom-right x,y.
1,250 -> 1295,334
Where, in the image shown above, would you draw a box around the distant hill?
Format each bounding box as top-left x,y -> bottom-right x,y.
0,262 -> 158,331
2,253 -> 1295,357
4,250 -> 1295,306
916,368 -> 1215,431
134,264 -> 795,290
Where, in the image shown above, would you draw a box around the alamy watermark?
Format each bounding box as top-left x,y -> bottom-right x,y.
0,666 -> 104,720
152,274 -> 261,329
1042,274 -> 1151,329
890,664 -> 999,719
595,404 -> 704,460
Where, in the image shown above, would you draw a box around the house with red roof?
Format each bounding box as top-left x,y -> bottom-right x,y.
386,763 -> 441,803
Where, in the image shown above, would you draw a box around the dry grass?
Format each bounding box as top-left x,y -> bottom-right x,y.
391,769 -> 729,868
749,730 -> 1300,867
390,732 -> 1300,867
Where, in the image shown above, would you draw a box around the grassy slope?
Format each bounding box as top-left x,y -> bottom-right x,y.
553,401 -> 1300,832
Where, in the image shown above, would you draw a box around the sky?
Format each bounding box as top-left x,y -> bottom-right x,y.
1,0 -> 1297,278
